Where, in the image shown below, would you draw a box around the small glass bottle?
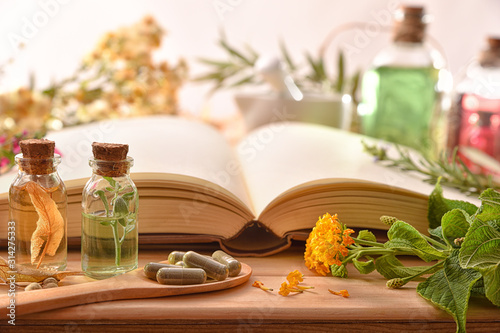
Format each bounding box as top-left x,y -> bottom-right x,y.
9,139 -> 67,270
81,142 -> 138,279
359,5 -> 451,157
447,37 -> 500,171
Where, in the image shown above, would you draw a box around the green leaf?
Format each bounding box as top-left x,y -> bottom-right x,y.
417,250 -> 482,333
357,230 -> 377,242
429,226 -> 445,242
330,264 -> 348,278
125,221 -> 136,235
349,70 -> 361,104
459,217 -> 500,270
480,264 -> 500,306
305,52 -> 326,83
475,189 -> 500,229
428,181 -> 478,229
335,49 -> 344,92
197,58 -> 233,67
99,220 -> 113,226
279,39 -> 296,72
113,197 -> 129,227
470,278 -> 485,297
219,36 -> 254,66
441,209 -> 472,248
228,74 -> 255,88
94,190 -> 109,215
385,221 -> 447,262
459,210 -> 500,306
352,257 -> 375,274
375,254 -> 441,280
103,176 -> 117,189
121,191 -> 135,202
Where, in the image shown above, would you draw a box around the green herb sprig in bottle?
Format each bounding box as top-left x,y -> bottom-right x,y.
81,142 -> 138,279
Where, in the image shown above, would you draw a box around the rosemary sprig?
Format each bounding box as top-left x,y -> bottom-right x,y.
362,141 -> 500,196
195,34 -> 360,97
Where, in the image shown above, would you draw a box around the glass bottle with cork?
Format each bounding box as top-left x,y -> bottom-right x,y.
447,36 -> 500,172
81,142 -> 138,279
8,139 -> 67,270
359,5 -> 450,156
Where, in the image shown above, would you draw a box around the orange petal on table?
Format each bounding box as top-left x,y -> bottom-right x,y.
26,182 -> 65,265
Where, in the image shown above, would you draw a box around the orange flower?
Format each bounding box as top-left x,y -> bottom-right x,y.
252,280 -> 273,291
304,213 -> 354,276
278,281 -> 305,296
328,289 -> 350,298
279,270 -> 314,296
286,270 -> 303,285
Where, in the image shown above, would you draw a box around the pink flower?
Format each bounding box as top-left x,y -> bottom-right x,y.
0,157 -> 10,167
0,135 -> 6,145
54,147 -> 63,157
12,140 -> 20,154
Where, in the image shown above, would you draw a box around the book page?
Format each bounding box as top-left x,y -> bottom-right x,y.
236,121 -> 476,217
0,116 -> 253,212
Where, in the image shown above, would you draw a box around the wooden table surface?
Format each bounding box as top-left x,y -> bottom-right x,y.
1,245 -> 499,333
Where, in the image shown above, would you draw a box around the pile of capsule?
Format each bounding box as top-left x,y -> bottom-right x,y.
143,250 -> 242,285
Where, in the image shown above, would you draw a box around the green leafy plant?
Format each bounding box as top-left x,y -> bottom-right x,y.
82,176 -> 137,266
305,180 -> 500,332
362,141 -> 500,196
195,33 -> 360,102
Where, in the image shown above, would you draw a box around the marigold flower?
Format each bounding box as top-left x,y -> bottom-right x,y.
304,213 -> 355,276
278,281 -> 304,296
252,280 -> 273,291
279,270 -> 314,296
286,270 -> 303,286
328,289 -> 350,298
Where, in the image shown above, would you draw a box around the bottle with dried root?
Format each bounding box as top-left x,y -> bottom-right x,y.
81,142 -> 138,279
8,139 -> 67,270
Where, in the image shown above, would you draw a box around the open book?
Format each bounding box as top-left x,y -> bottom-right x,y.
0,116 -> 472,255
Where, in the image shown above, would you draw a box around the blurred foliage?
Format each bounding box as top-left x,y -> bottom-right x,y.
195,33 -> 360,104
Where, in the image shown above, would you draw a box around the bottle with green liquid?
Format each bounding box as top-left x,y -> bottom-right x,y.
359,5 -> 451,156
81,142 -> 138,279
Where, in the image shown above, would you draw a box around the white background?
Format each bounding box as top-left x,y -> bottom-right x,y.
0,0 -> 499,119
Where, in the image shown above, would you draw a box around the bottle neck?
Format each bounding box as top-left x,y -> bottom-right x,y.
15,154 -> 61,175
89,157 -> 134,178
392,8 -> 426,44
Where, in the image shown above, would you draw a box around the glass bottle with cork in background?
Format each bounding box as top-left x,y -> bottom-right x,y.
358,5 -> 451,157
8,139 -> 67,270
81,142 -> 138,279
447,36 -> 500,173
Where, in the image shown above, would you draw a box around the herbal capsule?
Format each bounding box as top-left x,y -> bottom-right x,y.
156,267 -> 207,285
143,262 -> 178,280
168,251 -> 186,264
212,250 -> 241,277
183,251 -> 229,281
175,261 -> 186,267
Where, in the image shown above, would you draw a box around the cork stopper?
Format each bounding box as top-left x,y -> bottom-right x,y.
479,36 -> 500,67
92,142 -> 129,161
92,142 -> 130,177
20,139 -> 55,159
393,5 -> 426,43
18,139 -> 56,175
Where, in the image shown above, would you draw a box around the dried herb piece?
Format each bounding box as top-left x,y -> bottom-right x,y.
0,256 -> 81,283
25,181 -> 65,268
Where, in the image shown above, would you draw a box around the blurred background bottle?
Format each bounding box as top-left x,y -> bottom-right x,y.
358,5 -> 451,157
447,37 -> 500,173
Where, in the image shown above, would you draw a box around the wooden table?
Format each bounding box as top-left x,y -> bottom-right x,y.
1,245 -> 499,332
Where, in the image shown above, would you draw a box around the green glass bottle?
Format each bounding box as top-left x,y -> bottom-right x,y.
359,5 -> 450,157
